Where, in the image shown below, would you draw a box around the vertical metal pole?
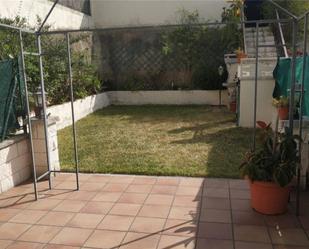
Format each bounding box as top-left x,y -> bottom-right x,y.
289,20 -> 298,133
36,34 -> 52,189
19,30 -> 38,200
296,14 -> 308,216
253,22 -> 259,151
66,33 -> 79,190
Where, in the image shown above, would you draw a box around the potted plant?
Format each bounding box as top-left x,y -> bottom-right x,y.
240,121 -> 299,215
273,96 -> 289,120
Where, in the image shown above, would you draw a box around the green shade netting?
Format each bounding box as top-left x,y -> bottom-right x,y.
0,58 -> 26,141
273,56 -> 309,116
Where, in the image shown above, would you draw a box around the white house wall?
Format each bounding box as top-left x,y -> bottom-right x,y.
0,0 -> 93,30
91,0 -> 229,28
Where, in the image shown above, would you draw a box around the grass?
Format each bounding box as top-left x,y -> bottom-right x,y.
58,105 -> 253,178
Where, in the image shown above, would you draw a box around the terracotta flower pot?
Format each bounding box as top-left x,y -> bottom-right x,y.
278,107 -> 289,120
250,181 -> 291,215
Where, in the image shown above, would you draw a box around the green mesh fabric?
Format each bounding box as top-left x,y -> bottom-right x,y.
273,56 -> 309,116
0,58 -> 26,141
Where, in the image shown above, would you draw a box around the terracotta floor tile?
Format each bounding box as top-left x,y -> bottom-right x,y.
50,227 -> 92,247
130,217 -> 165,234
132,177 -> 157,185
176,187 -> 202,196
198,222 -> 232,240
18,224 -> 61,243
234,241 -> 272,249
202,197 -> 230,210
151,186 -> 177,195
0,239 -> 12,248
67,213 -> 104,229
138,205 -> 170,218
126,184 -> 153,194
6,241 -> 45,249
179,178 -> 204,187
66,191 -> 97,201
87,174 -> 112,183
118,193 -> 148,204
157,235 -> 195,249
195,238 -> 233,249
229,180 -> 250,190
203,188 -> 229,198
91,192 -> 122,202
231,199 -> 252,211
168,207 -> 199,220
273,245 -> 309,249
233,224 -> 271,243
230,189 -> 250,199
80,182 -> 106,191
156,178 -> 180,186
200,209 -> 231,223
120,232 -> 160,249
204,179 -> 229,189
53,200 -> 86,213
55,182 -> 79,190
80,201 -> 114,214
27,199 -> 62,211
97,215 -> 134,231
2,195 -> 34,209
109,176 -> 134,184
103,183 -> 129,192
42,189 -> 72,200
163,219 -> 197,237
173,196 -> 201,208
9,210 -> 47,224
145,194 -> 174,206
265,214 -> 301,229
84,229 -> 126,248
0,209 -> 20,222
232,210 -> 265,226
110,203 -> 141,216
36,211 -> 74,226
269,228 -> 309,246
43,245 -> 80,249
0,223 -> 30,240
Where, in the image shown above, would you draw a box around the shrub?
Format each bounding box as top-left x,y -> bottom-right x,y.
0,16 -> 102,105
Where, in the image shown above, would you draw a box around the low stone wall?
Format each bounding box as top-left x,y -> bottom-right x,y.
0,135 -> 32,193
107,90 -> 228,106
47,92 -> 110,130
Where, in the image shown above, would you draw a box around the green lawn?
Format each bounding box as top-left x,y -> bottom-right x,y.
58,105 -> 253,178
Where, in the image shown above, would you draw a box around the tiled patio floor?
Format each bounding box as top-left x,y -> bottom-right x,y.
0,173 -> 308,249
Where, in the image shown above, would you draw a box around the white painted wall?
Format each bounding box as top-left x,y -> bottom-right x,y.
47,92 -> 110,130
0,136 -> 32,193
0,0 -> 93,30
91,0 -> 228,28
239,58 -> 277,128
107,90 -> 228,106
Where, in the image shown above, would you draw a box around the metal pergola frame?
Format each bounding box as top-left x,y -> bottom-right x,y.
0,0 -> 308,215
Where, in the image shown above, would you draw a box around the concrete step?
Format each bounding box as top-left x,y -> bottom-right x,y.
246,41 -> 276,48
245,27 -> 271,33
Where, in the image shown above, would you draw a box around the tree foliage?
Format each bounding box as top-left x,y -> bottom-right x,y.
161,9 -> 241,90
0,16 -> 102,106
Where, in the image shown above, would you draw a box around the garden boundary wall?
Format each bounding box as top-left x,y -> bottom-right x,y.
0,136 -> 32,193
47,92 -> 110,130
48,90 -> 228,130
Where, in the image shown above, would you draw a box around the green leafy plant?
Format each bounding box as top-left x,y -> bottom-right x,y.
161,8 -> 241,90
0,16 -> 102,105
240,121 -> 299,187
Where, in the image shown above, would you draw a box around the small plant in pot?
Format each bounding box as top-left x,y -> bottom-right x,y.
273,96 -> 289,120
240,121 -> 299,215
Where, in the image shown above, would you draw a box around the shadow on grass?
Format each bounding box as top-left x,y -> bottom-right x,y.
171,125 -> 253,178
